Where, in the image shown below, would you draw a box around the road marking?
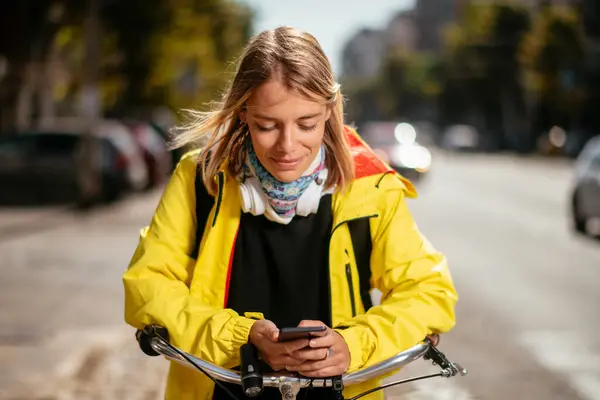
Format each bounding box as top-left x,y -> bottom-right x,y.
520,330 -> 600,400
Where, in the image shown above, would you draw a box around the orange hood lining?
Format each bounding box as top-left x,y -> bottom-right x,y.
344,125 -> 417,196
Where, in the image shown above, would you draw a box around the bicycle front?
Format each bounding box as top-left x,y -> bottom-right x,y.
136,325 -> 467,400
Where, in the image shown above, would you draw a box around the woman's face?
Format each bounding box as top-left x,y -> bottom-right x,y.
241,77 -> 331,182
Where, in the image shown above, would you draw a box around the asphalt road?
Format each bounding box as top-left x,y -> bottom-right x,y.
0,150 -> 599,400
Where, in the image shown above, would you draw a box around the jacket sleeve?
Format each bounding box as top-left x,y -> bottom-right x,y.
335,183 -> 458,372
122,152 -> 256,368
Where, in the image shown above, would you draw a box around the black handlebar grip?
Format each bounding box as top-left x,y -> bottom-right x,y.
240,343 -> 263,397
137,325 -> 170,357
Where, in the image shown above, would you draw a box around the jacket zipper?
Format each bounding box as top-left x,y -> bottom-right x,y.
327,215 -> 378,325
327,214 -> 379,325
212,171 -> 224,227
345,259 -> 357,317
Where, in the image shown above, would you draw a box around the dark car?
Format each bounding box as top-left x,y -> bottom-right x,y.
0,131 -> 129,206
570,136 -> 600,237
359,121 -> 432,182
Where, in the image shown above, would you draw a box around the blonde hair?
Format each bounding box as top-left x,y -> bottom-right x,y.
170,26 -> 354,195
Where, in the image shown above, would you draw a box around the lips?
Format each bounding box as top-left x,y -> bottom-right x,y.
270,156 -> 304,170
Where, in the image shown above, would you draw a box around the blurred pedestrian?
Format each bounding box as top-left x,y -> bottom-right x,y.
123,26 -> 458,400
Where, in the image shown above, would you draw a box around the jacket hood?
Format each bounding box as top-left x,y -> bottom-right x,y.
344,125 -> 417,198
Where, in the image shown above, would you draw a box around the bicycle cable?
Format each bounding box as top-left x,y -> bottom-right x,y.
348,373 -> 444,400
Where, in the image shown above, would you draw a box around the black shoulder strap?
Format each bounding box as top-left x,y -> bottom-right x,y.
190,157 -> 214,260
347,218 -> 373,311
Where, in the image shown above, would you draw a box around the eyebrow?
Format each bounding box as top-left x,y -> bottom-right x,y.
253,112 -> 322,121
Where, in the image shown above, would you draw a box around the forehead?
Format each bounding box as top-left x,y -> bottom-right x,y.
246,79 -> 324,117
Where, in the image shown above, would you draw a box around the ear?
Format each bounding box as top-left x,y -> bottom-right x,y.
240,111 -> 247,124
325,108 -> 332,121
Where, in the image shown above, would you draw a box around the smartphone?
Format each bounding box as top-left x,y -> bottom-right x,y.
277,326 -> 327,342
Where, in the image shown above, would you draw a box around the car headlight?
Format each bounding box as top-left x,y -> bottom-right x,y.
394,123 -> 417,145
391,145 -> 432,171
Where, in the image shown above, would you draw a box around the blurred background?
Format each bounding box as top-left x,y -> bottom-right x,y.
1,0 -> 600,399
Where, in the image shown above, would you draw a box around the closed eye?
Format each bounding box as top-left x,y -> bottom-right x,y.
256,124 -> 277,132
299,124 -> 318,132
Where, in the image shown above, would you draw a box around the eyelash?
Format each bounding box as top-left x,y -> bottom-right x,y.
256,124 -> 318,132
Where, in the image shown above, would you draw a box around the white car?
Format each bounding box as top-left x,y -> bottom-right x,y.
570,136 -> 600,237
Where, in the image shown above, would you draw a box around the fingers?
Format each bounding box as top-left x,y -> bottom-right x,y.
293,347 -> 329,361
287,356 -> 333,373
267,327 -> 280,342
298,366 -> 345,378
286,330 -> 350,377
265,354 -> 305,370
307,333 -> 336,349
251,320 -> 279,342
297,320 -> 325,327
427,334 -> 440,346
280,338 -> 310,352
297,320 -> 328,337
258,338 -> 310,371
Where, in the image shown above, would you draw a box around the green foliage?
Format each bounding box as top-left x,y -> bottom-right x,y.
519,5 -> 586,115
0,0 -> 254,126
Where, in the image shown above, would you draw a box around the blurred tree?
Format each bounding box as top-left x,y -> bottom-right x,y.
379,52 -> 442,121
343,51 -> 442,129
101,0 -> 174,115
519,5 -> 586,143
147,0 -> 254,113
103,0 -> 253,118
0,1 -> 86,130
439,3 -> 531,151
342,77 -> 382,129
0,0 -> 254,130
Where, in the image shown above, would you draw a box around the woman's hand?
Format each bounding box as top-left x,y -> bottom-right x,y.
286,320 -> 350,378
248,319 -> 308,371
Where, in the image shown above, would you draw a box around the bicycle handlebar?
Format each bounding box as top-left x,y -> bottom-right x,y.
137,324 -> 467,399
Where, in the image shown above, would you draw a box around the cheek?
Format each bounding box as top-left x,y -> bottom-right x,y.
248,130 -> 274,155
302,126 -> 326,151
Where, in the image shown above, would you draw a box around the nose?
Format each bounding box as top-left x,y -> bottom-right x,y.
275,124 -> 295,153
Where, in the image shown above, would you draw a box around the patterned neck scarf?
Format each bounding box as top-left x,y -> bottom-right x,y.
244,143 -> 326,220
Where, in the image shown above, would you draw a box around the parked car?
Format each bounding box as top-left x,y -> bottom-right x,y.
122,120 -> 173,189
148,121 -> 182,170
441,124 -> 480,152
0,130 -> 128,206
359,121 -> 432,182
46,118 -> 150,192
570,136 -> 600,237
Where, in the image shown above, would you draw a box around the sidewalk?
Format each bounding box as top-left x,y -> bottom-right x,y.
0,206 -> 70,239
0,189 -> 165,399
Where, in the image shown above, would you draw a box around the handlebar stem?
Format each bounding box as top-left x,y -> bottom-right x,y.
280,382 -> 300,400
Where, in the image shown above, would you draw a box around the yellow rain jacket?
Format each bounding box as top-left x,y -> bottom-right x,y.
123,127 -> 458,400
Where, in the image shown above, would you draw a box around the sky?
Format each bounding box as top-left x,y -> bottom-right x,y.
237,0 -> 416,78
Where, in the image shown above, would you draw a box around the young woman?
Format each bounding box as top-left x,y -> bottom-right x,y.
123,26 -> 458,400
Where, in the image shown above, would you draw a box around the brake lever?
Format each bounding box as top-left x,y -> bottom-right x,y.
423,337 -> 468,377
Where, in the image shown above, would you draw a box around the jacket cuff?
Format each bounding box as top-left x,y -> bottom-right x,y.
231,316 -> 257,347
334,325 -> 372,372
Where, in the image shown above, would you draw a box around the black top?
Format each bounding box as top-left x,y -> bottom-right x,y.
212,195 -> 336,400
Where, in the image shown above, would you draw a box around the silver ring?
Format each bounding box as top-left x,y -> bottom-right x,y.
327,348 -> 333,358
